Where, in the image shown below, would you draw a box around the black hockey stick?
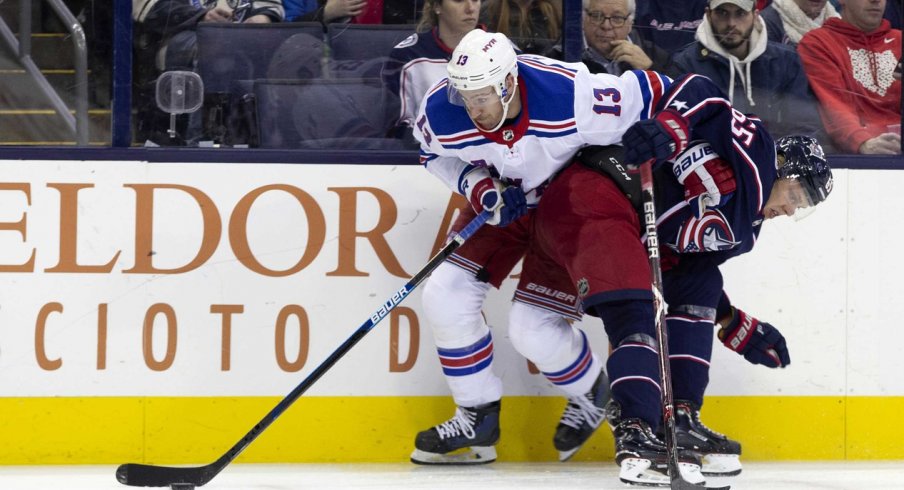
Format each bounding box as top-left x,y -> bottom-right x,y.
116,210 -> 493,489
638,159 -> 730,490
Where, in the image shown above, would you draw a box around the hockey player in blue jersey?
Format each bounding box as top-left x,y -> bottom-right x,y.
576,132 -> 832,480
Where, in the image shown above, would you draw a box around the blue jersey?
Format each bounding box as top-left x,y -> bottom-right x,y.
652,75 -> 778,266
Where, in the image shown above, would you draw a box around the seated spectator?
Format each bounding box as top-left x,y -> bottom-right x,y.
760,0 -> 839,45
134,0 -> 284,72
481,0 -> 562,54
288,0 -> 422,24
290,0 -> 365,23
798,0 -> 902,154
632,0 -> 707,54
381,0 -> 481,130
546,0 -> 674,75
672,0 -> 824,139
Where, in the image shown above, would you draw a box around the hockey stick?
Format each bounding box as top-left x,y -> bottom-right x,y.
638,159 -> 730,490
116,210 -> 493,489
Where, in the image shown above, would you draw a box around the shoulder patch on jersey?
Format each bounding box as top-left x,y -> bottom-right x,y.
673,209 -> 740,253
395,33 -> 418,49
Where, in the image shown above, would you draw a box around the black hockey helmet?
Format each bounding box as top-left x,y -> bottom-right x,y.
775,135 -> 833,206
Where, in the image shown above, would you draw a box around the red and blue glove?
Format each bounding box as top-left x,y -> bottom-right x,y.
466,174 -> 527,227
672,142 -> 737,218
623,109 -> 690,165
719,307 -> 790,368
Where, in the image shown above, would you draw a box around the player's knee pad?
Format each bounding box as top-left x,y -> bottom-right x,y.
421,262 -> 492,345
508,301 -> 574,364
591,299 -> 656,347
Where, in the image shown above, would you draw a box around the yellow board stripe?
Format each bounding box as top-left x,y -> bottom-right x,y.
1,396 -> 902,464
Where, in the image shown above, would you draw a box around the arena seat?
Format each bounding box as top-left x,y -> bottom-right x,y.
197,22 -> 326,94
254,78 -> 404,149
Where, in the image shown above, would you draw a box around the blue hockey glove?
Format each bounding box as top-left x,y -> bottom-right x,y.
468,176 -> 527,227
719,308 -> 790,368
623,109 -> 691,165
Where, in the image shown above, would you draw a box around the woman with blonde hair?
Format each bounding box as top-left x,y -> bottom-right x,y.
382,0 -> 482,131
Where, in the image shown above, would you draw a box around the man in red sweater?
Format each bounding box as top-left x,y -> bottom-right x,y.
798,0 -> 902,154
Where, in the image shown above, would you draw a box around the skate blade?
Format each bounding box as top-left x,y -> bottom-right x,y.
557,447 -> 579,462
701,453 -> 742,476
618,458 -> 705,487
410,446 -> 497,465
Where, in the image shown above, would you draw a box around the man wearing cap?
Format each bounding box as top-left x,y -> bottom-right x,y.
671,0 -> 825,143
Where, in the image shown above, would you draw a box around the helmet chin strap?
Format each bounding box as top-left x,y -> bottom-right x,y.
477,76 -> 519,133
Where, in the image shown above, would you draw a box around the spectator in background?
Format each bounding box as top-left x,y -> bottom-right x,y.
672,0 -> 825,140
134,0 -> 284,72
632,0 -> 707,54
288,0 -> 423,23
288,0 -> 365,22
546,0 -> 675,75
760,0 -> 839,45
798,0 -> 902,154
382,0 -> 481,131
482,0 -> 562,54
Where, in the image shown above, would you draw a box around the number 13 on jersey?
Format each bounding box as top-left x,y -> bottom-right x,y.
593,88 -> 622,116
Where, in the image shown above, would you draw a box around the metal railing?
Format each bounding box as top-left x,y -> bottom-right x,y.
0,0 -> 88,145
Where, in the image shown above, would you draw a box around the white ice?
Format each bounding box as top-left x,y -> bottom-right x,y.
1,462 -> 903,490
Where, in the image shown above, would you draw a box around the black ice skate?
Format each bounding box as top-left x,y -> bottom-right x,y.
672,400 -> 742,476
410,401 -> 500,465
554,369 -> 610,461
608,402 -> 705,487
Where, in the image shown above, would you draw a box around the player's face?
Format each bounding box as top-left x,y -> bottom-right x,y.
438,0 -> 480,35
793,0 -> 828,19
460,86 -> 505,130
708,5 -> 756,51
583,0 -> 633,57
763,178 -> 813,220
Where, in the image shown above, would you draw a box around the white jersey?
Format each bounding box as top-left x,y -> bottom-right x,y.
413,55 -> 675,203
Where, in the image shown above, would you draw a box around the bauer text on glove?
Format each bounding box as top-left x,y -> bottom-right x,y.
719,307 -> 790,368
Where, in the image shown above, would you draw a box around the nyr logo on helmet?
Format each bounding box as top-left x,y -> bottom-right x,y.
674,209 -> 739,253
482,38 -> 498,52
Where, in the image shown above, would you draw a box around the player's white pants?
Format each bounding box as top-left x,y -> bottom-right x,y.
422,262 -> 503,407
422,262 -> 601,407
508,302 -> 601,397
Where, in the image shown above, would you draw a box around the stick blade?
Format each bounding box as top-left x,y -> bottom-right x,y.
116,462 -> 215,487
671,477 -> 730,490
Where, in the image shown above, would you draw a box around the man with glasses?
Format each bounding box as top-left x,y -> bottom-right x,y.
546,0 -> 675,76
671,0 -> 825,142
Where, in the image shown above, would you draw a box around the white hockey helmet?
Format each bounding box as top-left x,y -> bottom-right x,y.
447,29 -> 518,103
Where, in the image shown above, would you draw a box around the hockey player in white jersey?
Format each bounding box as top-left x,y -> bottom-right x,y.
407,29 -> 728,484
